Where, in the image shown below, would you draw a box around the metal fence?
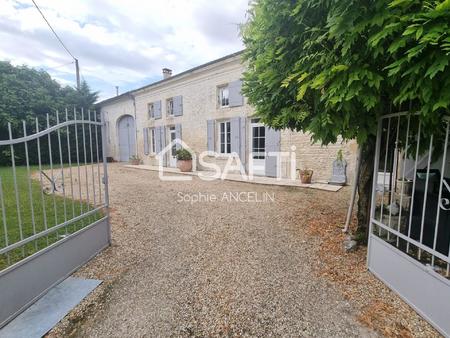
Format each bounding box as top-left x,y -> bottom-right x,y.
0,108 -> 110,327
368,112 -> 450,335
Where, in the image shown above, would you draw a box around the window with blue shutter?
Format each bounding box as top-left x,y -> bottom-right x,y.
175,124 -> 182,150
154,100 -> 162,119
143,128 -> 149,155
173,96 -> 183,116
228,80 -> 244,107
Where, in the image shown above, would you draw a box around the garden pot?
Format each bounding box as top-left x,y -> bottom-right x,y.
178,159 -> 193,172
299,169 -> 313,184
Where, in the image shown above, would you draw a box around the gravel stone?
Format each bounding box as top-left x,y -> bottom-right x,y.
50,164 -> 381,337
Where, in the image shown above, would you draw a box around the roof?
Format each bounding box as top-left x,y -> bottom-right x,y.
97,50 -> 245,106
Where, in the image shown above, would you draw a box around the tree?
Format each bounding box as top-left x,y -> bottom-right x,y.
242,0 -> 450,241
0,61 -> 99,165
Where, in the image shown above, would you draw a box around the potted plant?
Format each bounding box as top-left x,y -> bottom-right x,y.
298,168 -> 314,184
129,155 -> 141,165
176,148 -> 193,172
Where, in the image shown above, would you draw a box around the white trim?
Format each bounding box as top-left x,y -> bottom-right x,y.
217,120 -> 231,154
217,85 -> 230,108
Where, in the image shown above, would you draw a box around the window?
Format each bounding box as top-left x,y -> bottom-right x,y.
218,85 -> 229,107
169,126 -> 177,156
150,128 -> 156,153
252,125 -> 266,159
148,103 -> 155,119
219,121 -> 231,154
166,98 -> 174,116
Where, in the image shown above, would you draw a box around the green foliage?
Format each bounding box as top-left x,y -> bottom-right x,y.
176,148 -> 192,161
242,0 -> 450,146
0,61 -> 99,165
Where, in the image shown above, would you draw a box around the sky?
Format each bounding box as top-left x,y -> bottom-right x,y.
0,0 -> 249,101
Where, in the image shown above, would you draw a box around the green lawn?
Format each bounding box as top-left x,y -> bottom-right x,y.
0,166 -> 101,270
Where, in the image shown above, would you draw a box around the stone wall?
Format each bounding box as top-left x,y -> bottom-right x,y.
99,54 -> 358,184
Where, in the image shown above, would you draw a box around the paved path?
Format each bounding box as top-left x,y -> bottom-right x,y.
73,165 -> 374,337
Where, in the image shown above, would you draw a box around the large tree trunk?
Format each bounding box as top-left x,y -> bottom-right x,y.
355,135 -> 377,244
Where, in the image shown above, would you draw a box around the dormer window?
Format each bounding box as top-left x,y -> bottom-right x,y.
218,85 -> 229,108
166,98 -> 174,116
148,103 -> 155,119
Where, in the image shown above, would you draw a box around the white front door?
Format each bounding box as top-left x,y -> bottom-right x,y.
169,126 -> 177,167
118,115 -> 135,162
250,119 -> 266,176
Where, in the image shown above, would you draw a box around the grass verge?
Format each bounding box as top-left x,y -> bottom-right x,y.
0,166 -> 101,270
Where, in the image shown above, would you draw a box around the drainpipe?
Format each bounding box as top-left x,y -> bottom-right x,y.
129,93 -> 138,157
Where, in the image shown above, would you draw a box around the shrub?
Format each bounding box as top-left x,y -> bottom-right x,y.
176,148 -> 192,161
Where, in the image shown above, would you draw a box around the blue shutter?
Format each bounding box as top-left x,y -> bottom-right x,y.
230,117 -> 240,155
173,95 -> 183,116
207,120 -> 215,152
154,126 -> 161,153
228,80 -> 243,107
175,124 -> 182,150
143,128 -> 149,155
239,117 -> 246,168
154,100 -> 162,119
160,126 -> 167,166
265,127 -> 281,178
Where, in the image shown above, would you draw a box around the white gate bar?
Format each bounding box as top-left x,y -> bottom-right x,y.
367,118 -> 384,267
407,121 -> 422,253
432,121 -> 449,267
418,134 -> 434,260
56,111 -> 68,235
46,113 -> 59,238
88,110 -> 97,207
65,109 -> 76,225
387,116 -> 401,241
94,111 -> 102,205
379,118 -> 392,236
73,109 -> 84,228
8,123 -> 24,257
397,115 -> 411,247
0,120 -> 102,146
0,206 -> 105,256
101,111 -> 111,244
23,120 -> 38,250
0,177 -> 10,265
81,109 -> 90,215
35,118 -> 49,245
372,219 -> 450,264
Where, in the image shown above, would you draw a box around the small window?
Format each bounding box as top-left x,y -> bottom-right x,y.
219,121 -> 231,154
218,85 -> 229,107
150,128 -> 156,153
166,98 -> 174,116
148,103 -> 155,119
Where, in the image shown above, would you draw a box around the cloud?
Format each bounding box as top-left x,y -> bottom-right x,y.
0,0 -> 248,100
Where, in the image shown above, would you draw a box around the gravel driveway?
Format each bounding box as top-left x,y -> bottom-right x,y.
61,164 -> 375,337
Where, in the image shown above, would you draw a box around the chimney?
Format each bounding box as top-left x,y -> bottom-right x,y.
162,68 -> 172,79
115,86 -> 119,96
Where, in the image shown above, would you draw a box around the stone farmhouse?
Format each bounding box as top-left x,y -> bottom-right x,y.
97,51 -> 357,182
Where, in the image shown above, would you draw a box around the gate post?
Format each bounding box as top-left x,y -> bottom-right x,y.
101,111 -> 111,245
367,117 -> 383,268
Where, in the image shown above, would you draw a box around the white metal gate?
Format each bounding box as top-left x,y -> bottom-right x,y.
0,108 -> 110,328
368,112 -> 450,336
